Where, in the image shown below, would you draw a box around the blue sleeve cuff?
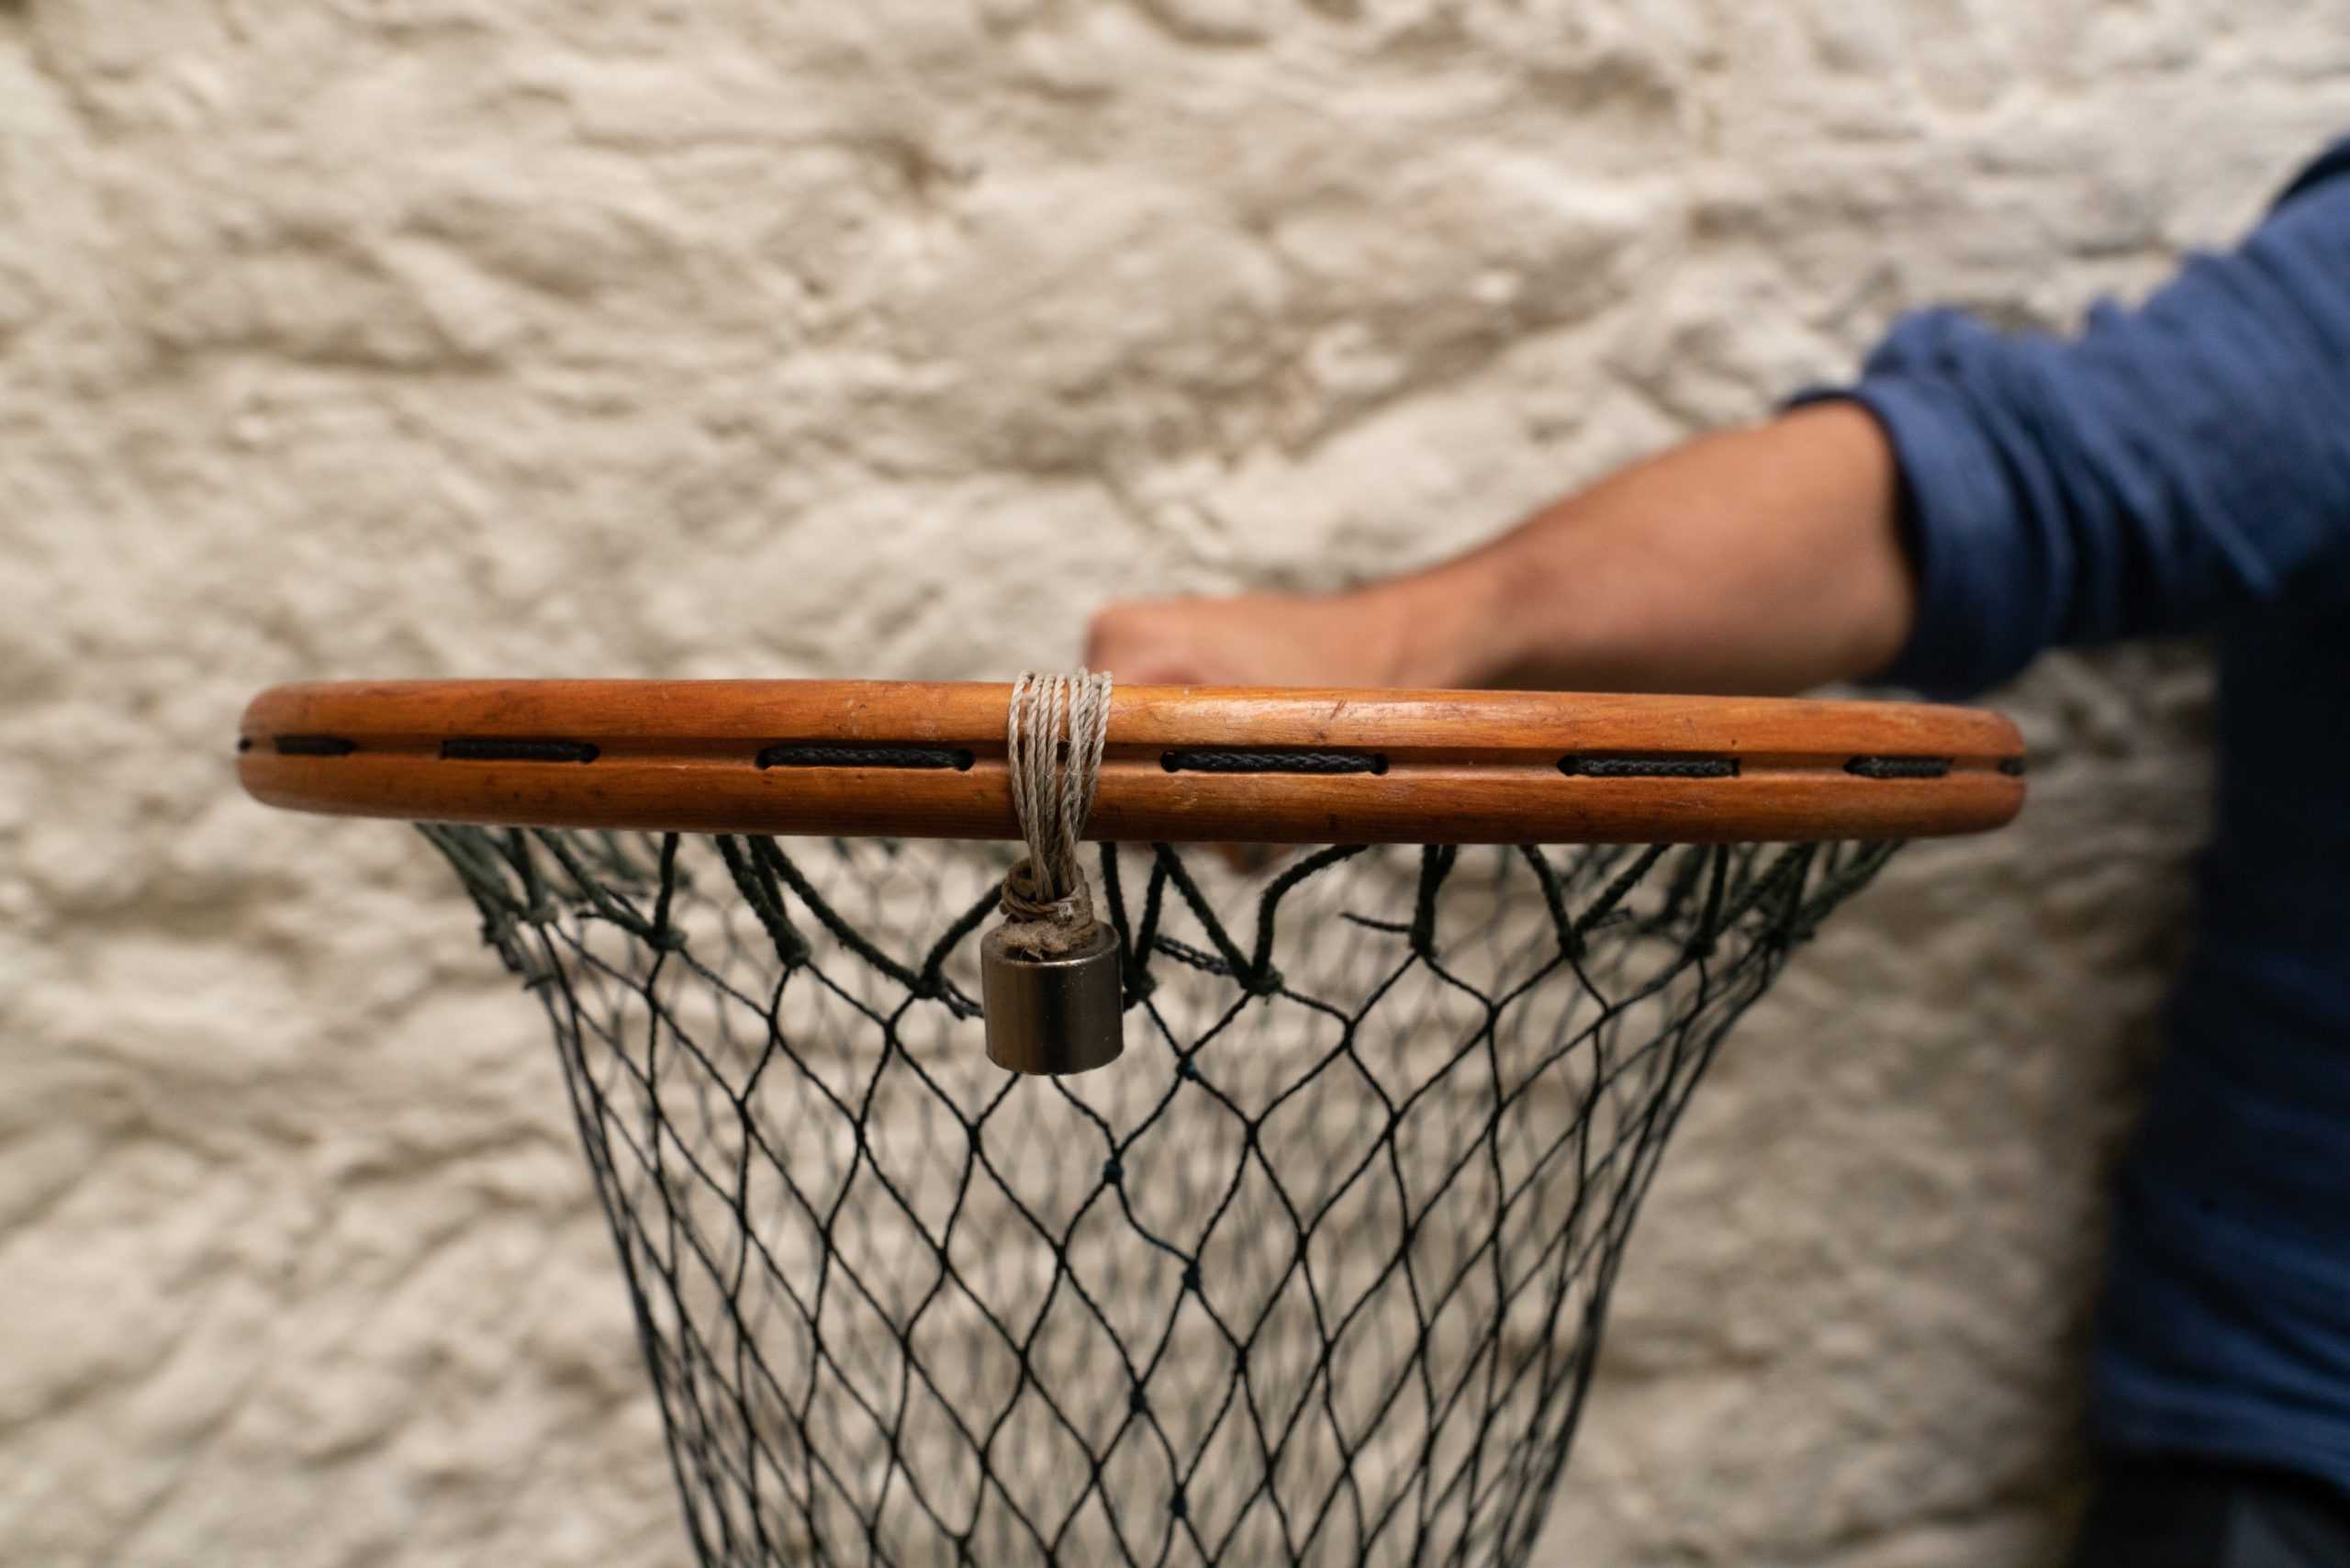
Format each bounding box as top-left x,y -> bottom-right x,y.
1787,374 -> 2033,700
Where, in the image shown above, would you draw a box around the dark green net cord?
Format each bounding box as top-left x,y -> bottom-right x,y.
419,828 -> 1899,1568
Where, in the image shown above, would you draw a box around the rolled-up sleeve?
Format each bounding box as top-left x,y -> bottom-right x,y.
1797,145 -> 2350,700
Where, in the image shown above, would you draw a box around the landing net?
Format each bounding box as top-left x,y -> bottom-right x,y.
422,828 -> 1896,1567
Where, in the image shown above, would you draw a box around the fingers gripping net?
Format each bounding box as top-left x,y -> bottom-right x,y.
421,828 -> 1898,1567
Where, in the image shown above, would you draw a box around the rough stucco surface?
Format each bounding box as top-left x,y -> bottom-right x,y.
2,1 -> 2341,1563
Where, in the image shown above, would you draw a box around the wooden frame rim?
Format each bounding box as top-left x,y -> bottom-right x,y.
239,679 -> 2026,845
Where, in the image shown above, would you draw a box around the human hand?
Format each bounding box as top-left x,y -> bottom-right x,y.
1083,590 -> 1416,689
1083,591 -> 1416,872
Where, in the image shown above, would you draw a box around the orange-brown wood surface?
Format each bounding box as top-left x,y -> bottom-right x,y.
239,679 -> 2027,844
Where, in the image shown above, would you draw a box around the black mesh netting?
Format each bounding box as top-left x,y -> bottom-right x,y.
420,828 -> 1899,1567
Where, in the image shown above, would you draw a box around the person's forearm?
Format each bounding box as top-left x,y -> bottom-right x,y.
1351,402 -> 1913,695
1085,401 -> 1915,696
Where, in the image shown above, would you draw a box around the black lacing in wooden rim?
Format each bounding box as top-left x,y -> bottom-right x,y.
1161,748 -> 1388,776
759,744 -> 976,771
1845,756 -> 1953,779
272,734 -> 358,756
1558,756 -> 1739,779
441,737 -> 600,764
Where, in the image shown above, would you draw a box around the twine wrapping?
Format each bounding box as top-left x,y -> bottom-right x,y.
997,669 -> 1113,958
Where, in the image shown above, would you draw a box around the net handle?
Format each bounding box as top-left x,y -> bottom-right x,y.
238,678 -> 2025,844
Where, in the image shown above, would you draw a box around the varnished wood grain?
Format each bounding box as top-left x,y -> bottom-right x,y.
239,679 -> 2026,844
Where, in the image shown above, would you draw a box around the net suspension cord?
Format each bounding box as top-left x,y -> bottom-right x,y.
996,669 -> 1113,958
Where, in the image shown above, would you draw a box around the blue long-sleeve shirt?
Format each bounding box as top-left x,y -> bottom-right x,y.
1807,139 -> 2350,1489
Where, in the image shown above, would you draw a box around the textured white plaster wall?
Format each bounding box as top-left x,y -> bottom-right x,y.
2,1 -> 2342,1563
